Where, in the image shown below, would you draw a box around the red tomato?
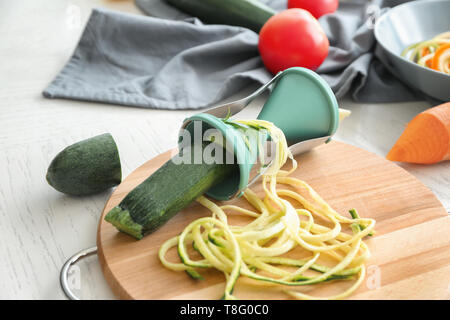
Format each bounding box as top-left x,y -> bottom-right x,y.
258,9 -> 329,74
288,0 -> 339,19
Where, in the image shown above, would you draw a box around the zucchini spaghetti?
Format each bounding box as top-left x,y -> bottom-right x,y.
159,119 -> 375,300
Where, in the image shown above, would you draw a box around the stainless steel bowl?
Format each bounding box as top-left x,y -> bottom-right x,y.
374,0 -> 450,101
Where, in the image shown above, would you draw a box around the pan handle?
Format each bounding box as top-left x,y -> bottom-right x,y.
60,246 -> 98,300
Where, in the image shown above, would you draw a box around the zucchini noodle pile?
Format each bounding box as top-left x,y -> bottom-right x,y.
159,119 -> 376,300
402,31 -> 450,74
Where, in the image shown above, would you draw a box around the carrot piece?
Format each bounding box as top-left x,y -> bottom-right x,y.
421,47 -> 430,57
386,102 -> 450,164
431,44 -> 450,72
420,47 -> 433,68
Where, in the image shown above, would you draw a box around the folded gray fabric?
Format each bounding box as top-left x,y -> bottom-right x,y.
44,9 -> 267,109
44,0 -> 421,110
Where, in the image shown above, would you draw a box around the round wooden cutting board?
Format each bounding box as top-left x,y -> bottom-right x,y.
97,141 -> 450,300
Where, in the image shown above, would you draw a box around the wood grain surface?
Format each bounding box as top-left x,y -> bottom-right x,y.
97,141 -> 450,300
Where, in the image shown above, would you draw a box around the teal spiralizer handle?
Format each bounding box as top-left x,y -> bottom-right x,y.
179,67 -> 339,200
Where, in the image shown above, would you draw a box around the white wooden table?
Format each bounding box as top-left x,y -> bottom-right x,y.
0,0 -> 448,300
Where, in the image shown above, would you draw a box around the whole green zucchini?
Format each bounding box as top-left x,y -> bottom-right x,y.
165,0 -> 276,33
105,143 -> 237,239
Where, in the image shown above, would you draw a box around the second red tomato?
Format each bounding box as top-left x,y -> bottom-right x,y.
288,0 -> 339,19
258,9 -> 329,74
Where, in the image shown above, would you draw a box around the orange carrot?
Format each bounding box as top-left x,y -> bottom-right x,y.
420,47 -> 432,67
386,102 -> 450,164
420,47 -> 430,57
431,44 -> 450,72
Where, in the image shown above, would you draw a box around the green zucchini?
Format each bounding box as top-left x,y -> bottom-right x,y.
105,143 -> 237,239
46,133 -> 121,196
185,269 -> 204,280
165,0 -> 276,33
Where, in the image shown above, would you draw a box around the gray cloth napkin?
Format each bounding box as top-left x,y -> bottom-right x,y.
43,0 -> 421,110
